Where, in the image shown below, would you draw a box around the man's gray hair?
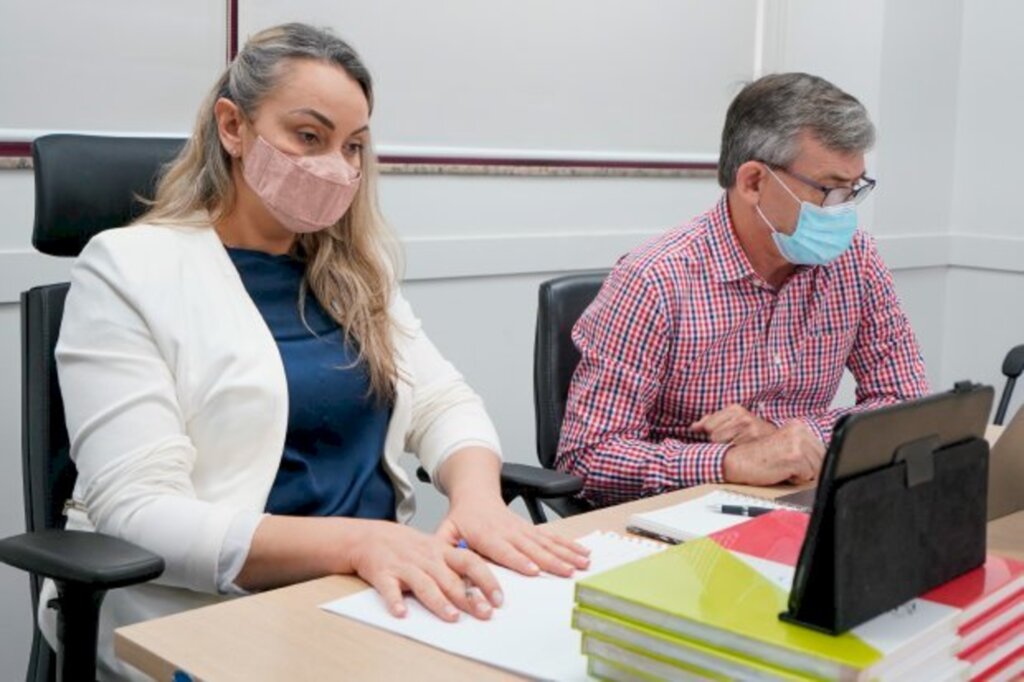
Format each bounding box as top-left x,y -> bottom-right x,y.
717,72 -> 875,188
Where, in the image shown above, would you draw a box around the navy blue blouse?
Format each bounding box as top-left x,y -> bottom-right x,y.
227,247 -> 396,521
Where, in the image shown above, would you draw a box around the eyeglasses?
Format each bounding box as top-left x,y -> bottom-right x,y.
765,163 -> 877,207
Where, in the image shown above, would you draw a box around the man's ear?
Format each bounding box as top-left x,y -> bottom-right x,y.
732,160 -> 769,209
213,97 -> 246,159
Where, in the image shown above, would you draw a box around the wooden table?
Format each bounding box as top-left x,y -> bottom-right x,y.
115,482 -> 1024,680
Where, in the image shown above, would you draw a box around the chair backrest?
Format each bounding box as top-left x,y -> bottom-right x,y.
995,344 -> 1024,425
32,134 -> 186,256
533,271 -> 608,469
26,134 -> 185,533
21,135 -> 185,672
21,285 -> 72,538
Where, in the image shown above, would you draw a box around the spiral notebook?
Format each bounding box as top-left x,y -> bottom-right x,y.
626,490 -> 808,544
320,531 -> 665,682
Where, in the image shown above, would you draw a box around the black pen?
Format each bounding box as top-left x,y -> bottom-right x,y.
625,525 -> 682,545
709,504 -> 774,517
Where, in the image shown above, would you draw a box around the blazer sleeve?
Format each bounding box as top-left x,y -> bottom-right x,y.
56,234 -> 249,594
390,291 -> 502,493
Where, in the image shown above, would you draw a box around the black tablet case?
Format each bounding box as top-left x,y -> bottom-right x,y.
781,384 -> 992,634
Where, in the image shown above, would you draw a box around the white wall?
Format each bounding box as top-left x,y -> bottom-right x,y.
944,0 -> 1024,418
951,0 -> 1024,240
0,304 -> 31,671
242,0 -> 758,157
0,0 -> 224,135
0,0 -> 1019,676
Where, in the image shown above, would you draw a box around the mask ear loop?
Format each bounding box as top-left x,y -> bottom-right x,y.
756,164 -> 797,235
231,107 -> 260,167
764,165 -> 803,204
756,204 -> 781,234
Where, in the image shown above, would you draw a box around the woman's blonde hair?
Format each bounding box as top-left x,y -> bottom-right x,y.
139,23 -> 401,402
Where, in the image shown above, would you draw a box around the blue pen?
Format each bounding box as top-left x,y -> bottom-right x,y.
454,538 -> 491,608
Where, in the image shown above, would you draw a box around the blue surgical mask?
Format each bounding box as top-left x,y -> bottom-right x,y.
756,167 -> 858,266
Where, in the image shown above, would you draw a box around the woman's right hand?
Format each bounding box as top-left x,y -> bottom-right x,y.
347,521 -> 503,622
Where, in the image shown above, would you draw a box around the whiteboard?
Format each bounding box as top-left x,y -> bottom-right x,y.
240,0 -> 758,157
0,0 -> 226,134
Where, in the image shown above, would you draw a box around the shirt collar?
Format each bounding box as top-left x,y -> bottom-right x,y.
706,194 -> 758,283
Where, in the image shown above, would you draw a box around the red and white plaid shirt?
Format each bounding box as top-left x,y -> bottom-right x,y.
556,195 -> 929,506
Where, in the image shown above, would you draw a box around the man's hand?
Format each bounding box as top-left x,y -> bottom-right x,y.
692,404 -> 777,444
721,421 -> 825,485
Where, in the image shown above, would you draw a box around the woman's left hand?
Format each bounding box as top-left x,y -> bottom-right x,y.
436,494 -> 591,580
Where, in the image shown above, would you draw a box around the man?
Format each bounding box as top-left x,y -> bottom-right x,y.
556,73 -> 929,507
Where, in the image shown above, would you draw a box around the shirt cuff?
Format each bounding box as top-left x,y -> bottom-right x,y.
216,510 -> 266,595
767,414 -> 830,445
676,441 -> 730,488
794,417 -> 829,445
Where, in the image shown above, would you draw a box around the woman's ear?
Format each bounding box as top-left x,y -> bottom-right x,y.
733,160 -> 768,209
213,97 -> 246,159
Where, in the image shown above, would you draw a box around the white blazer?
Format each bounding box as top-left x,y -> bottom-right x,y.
39,222 -> 501,678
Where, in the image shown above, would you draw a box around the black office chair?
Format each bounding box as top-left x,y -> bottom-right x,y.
414,272 -> 608,524
0,134 -> 184,681
994,344 -> 1024,425
529,271 -> 608,521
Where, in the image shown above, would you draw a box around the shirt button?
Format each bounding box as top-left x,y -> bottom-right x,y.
773,354 -> 782,366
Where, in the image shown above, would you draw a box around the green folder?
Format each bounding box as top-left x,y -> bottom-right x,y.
575,537 -> 888,680
583,636 -> 720,681
575,607 -> 814,681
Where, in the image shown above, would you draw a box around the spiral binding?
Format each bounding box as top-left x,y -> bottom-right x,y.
594,530 -> 667,553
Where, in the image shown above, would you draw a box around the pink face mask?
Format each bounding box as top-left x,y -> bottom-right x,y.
241,135 -> 361,233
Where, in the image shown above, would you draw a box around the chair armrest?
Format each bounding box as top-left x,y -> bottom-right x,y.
415,463 -> 584,499
0,529 -> 164,590
499,462 -> 583,499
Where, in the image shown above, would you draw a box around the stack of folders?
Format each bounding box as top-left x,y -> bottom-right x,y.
573,509 -> 1024,681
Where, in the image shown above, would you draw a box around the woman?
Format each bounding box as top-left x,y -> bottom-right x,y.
41,23 -> 588,679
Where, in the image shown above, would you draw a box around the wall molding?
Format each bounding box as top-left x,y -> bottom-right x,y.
1,153 -> 715,177
0,129 -> 718,176
2,232 -> 1021,306
948,234 -> 1024,272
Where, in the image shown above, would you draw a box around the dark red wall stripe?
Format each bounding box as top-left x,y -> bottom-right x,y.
0,139 -> 713,169
0,142 -> 31,157
375,155 -> 716,171
227,0 -> 238,62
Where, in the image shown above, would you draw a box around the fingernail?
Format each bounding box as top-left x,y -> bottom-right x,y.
392,602 -> 407,617
491,590 -> 504,607
445,604 -> 459,620
476,600 -> 492,615
527,562 -> 540,574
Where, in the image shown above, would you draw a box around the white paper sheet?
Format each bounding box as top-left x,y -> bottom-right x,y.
320,531 -> 665,681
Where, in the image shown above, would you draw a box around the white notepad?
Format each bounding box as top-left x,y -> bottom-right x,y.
320,531 -> 664,682
626,490 -> 795,544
